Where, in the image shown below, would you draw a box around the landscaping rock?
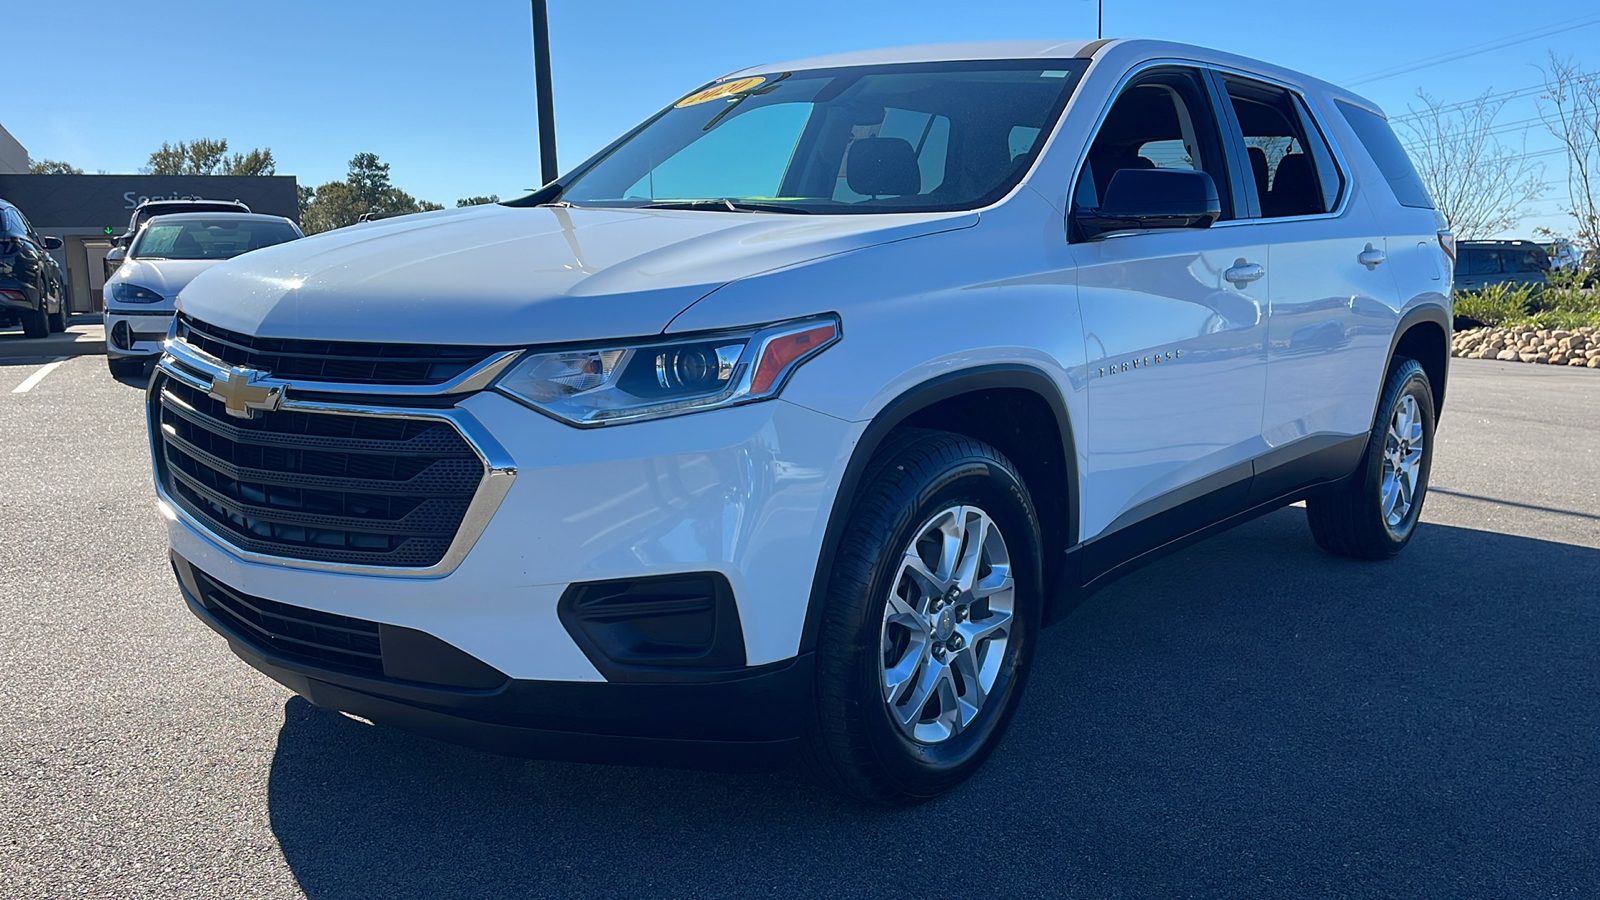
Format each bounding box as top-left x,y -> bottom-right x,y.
1451,325 -> 1600,370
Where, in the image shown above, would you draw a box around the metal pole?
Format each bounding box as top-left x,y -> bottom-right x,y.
531,0 -> 559,185
1098,0 -> 1103,39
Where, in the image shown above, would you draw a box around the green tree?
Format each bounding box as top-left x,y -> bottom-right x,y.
28,159 -> 82,174
145,139 -> 275,176
300,152 -> 443,233
346,152 -> 393,211
223,148 -> 276,176
456,195 -> 500,207
301,181 -> 362,234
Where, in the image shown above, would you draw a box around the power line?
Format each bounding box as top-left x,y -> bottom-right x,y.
1345,13 -> 1600,87
1388,72 -> 1600,125
1398,115 -> 1553,151
1389,83 -> 1548,123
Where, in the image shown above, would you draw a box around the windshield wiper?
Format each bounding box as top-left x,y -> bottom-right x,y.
637,198 -> 810,215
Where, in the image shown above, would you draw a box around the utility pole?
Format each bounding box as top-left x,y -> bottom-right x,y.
531,0 -> 559,185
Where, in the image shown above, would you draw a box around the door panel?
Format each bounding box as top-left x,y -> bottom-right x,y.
1261,209 -> 1397,450
1072,228 -> 1269,544
1213,74 -> 1401,489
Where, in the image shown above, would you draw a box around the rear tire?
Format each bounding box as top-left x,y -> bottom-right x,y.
1306,359 -> 1435,559
802,429 -> 1042,805
20,287 -> 48,339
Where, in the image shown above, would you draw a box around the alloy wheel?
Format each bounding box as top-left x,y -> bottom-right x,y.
879,505 -> 1015,744
1380,393 -> 1424,533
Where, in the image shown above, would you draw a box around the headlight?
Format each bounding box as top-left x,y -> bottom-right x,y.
108,283 -> 163,304
494,314 -> 840,426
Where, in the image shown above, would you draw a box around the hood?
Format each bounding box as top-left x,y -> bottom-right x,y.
176,203 -> 975,345
110,258 -> 223,306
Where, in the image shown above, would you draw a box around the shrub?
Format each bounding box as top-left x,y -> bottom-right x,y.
1531,268 -> 1600,318
1454,281 -> 1536,327
1516,308 -> 1600,330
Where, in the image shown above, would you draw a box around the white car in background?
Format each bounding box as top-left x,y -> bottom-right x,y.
104,212 -> 302,377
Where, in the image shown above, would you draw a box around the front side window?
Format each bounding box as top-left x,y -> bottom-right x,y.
1222,77 -> 1339,218
131,219 -> 300,260
1071,67 -> 1231,222
559,60 -> 1089,214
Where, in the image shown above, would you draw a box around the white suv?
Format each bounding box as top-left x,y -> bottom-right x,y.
151,39 -> 1452,804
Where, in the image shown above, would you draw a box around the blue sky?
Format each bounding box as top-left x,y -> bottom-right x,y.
8,1 -> 1598,234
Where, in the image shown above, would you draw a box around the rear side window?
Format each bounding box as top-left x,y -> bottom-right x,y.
1459,249 -> 1498,276
1336,101 -> 1435,209
1221,77 -> 1341,217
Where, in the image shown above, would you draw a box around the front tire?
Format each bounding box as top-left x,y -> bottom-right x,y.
1306,358 -> 1435,559
803,430 -> 1042,804
47,294 -> 67,332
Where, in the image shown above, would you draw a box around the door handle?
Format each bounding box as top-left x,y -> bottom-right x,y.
1358,243 -> 1386,269
1225,261 -> 1265,285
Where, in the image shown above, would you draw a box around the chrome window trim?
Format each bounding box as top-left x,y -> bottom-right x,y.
149,346 -> 518,580
1066,57 -> 1354,234
164,331 -> 524,397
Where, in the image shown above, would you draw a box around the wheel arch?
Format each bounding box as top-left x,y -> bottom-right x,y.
799,364 -> 1079,653
1388,305 -> 1450,421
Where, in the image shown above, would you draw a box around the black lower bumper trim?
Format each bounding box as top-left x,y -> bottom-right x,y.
172,556 -> 809,770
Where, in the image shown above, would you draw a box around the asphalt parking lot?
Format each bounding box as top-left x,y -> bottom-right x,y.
1,335 -> 1596,899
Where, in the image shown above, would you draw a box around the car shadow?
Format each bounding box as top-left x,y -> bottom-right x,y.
265,510 -> 1600,898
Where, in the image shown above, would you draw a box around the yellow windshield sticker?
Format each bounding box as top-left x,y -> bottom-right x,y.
675,76 -> 766,108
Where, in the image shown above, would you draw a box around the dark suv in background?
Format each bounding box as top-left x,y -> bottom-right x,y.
0,196 -> 69,339
1453,240 -> 1550,293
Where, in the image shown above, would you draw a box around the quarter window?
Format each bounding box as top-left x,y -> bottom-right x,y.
1336,101 -> 1436,210
1221,77 -> 1339,218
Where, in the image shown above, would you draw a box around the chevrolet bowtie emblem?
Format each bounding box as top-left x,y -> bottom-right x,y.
207,366 -> 284,419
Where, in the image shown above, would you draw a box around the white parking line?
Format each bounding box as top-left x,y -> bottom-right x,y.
11,357 -> 69,394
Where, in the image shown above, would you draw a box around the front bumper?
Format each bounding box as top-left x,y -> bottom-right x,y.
105,308 -> 173,359
172,553 -> 811,767
162,387 -> 858,679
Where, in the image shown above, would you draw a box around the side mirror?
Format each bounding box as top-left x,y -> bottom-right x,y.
1076,168 -> 1221,238
41,236 -> 63,251
103,246 -> 126,281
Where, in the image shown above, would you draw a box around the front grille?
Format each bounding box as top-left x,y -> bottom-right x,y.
189,564 -> 383,676
151,374 -> 484,567
176,314 -> 505,386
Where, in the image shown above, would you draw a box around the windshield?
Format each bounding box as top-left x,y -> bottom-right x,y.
131,219 -> 300,260
558,60 -> 1089,214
